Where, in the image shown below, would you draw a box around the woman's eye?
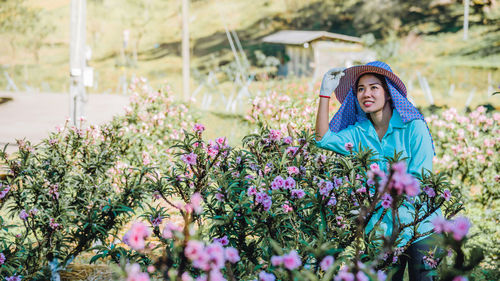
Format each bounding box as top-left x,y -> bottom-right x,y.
357,88 -> 363,92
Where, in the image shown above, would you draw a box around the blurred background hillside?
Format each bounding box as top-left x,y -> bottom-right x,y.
1,0 -> 499,110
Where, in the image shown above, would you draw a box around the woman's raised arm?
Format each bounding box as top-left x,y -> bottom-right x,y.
314,67 -> 345,141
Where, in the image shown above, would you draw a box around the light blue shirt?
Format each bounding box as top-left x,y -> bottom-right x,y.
316,109 -> 441,246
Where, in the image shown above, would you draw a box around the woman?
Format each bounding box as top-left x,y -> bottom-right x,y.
315,61 -> 441,280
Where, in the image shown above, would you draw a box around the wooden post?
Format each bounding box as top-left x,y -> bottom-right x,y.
182,0 -> 190,101
69,0 -> 87,127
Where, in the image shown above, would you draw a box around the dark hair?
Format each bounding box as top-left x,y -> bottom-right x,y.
354,73 -> 390,96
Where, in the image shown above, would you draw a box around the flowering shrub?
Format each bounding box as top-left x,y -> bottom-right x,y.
0,78 -> 194,280
99,122 -> 476,280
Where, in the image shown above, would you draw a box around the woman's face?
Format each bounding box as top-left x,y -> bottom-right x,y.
356,74 -> 390,114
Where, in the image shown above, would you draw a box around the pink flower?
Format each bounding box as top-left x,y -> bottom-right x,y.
213,236 -> 229,246
181,152 -> 197,166
282,250 -> 302,270
376,270 -> 387,281
194,123 -> 206,133
224,247 -> 240,263
0,252 -> 5,265
287,166 -> 299,175
206,242 -> 225,269
5,276 -> 21,281
181,272 -> 193,281
285,147 -> 298,156
442,189 -> 452,201
320,255 -> 334,271
126,263 -> 150,281
191,192 -> 203,214
283,177 -> 296,190
452,276 -> 468,281
392,161 -> 407,174
344,142 -> 354,151
162,222 -> 183,239
370,163 -> 380,172
282,203 -> 293,213
269,129 -> 282,141
185,240 -> 205,261
271,255 -> 283,266
19,210 -> 28,221
259,271 -> 276,281
334,267 -> 354,281
208,269 -> 225,281
431,216 -> 452,234
451,216 -> 471,241
124,222 -> 151,250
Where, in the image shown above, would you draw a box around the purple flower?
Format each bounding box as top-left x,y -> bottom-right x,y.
215,193 -> 225,202
285,146 -> 298,156
150,215 -> 163,227
213,236 -> 229,246
423,186 -> 436,197
381,193 -> 393,209
327,196 -> 337,206
247,186 -> 257,196
19,210 -> 28,221
0,252 -> 5,265
0,185 -> 10,199
271,255 -> 283,266
271,176 -> 285,190
320,255 -> 334,271
283,136 -> 293,145
376,270 -> 387,281
262,198 -> 272,211
49,218 -> 60,230
442,189 -> 452,201
283,177 -> 296,190
291,189 -> 305,199
318,180 -> 334,196
259,271 -> 276,281
452,276 -> 468,281
356,272 -> 369,281
431,216 -> 452,234
181,152 -> 197,165
5,276 -> 21,281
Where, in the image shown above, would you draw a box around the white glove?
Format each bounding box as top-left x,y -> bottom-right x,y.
319,67 -> 346,98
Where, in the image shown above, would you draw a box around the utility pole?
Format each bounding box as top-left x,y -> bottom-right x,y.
182,0 -> 190,101
463,0 -> 469,40
69,0 -> 86,127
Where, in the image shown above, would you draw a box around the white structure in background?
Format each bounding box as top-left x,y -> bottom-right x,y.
69,0 -> 87,126
261,30 -> 376,80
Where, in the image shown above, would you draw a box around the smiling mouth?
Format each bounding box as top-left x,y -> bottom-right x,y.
363,101 -> 374,107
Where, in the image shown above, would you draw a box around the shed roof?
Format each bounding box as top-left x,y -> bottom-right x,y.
261,30 -> 362,45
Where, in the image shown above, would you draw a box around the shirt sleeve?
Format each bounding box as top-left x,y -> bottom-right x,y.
315,126 -> 357,155
407,119 -> 434,177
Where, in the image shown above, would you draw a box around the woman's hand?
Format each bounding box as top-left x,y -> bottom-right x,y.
316,68 -> 345,140
319,67 -> 346,98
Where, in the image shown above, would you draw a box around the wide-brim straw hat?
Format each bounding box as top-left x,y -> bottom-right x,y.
335,61 -> 407,104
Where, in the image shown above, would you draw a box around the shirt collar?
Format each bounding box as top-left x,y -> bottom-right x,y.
357,108 -> 406,132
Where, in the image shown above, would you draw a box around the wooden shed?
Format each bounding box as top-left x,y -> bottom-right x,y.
261,30 -> 376,79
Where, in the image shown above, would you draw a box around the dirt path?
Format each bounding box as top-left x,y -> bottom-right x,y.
0,91 -> 130,154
